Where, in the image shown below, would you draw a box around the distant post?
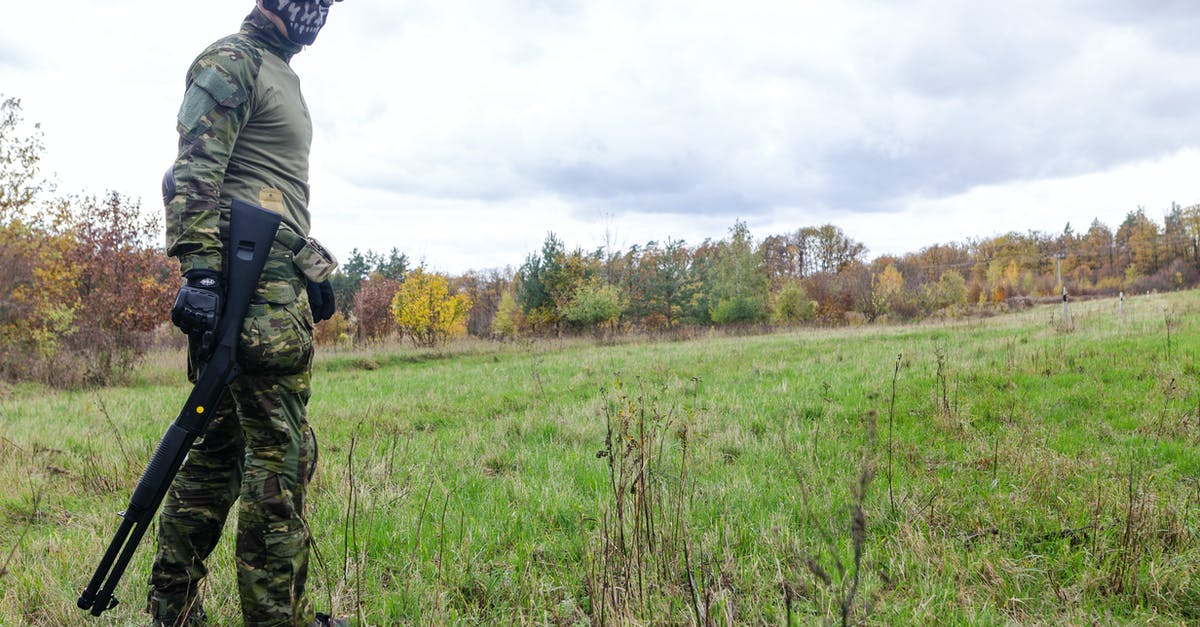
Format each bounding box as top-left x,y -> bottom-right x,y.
1056,251 -> 1069,324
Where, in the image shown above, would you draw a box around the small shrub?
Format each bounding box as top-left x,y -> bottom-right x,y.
772,282 -> 817,324
562,281 -> 624,338
711,295 -> 766,324
314,311 -> 352,347
489,292 -> 520,340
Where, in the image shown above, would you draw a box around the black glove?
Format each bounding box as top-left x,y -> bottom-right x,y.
171,270 -> 224,355
307,279 -> 336,323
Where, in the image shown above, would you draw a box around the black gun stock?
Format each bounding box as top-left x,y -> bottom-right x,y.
78,200 -> 281,617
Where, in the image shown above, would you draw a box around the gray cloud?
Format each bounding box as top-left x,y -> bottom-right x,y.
535,158 -> 694,199
1077,0 -> 1200,26
324,1 -> 1200,228
178,0 -> 1200,274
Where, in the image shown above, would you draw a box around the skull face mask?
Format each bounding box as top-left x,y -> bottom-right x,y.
260,0 -> 341,46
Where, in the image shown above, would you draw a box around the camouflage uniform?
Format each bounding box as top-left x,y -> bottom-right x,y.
151,9 -> 321,626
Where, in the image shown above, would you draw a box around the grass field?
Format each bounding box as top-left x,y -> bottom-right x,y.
2,291 -> 1199,625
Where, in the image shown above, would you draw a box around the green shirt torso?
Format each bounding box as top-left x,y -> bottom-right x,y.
165,10 -> 310,276
219,46 -> 312,237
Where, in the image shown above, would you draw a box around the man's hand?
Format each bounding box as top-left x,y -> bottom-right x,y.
307,280 -> 336,323
171,270 -> 224,355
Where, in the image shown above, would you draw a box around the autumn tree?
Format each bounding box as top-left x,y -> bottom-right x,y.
1117,208 -> 1161,280
760,233 -> 804,288
64,192 -> 175,383
680,239 -> 721,324
0,209 -> 79,382
353,274 -> 400,343
490,291 -> 521,340
898,243 -> 969,285
1162,203 -> 1189,263
870,262 -> 904,320
0,97 -> 53,365
836,261 -> 874,322
762,225 -> 861,279
455,268 -> 511,337
1079,219 -> 1117,290
391,266 -> 471,348
810,224 -> 868,274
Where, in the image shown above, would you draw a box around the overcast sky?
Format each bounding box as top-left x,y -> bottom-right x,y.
2,1 -> 1198,273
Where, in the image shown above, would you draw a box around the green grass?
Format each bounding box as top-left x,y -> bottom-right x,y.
2,292 -> 1200,624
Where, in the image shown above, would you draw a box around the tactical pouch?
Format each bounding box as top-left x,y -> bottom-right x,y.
293,237 -> 338,283
274,225 -> 339,284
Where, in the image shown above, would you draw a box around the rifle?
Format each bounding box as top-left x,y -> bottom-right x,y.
78,199 -> 281,617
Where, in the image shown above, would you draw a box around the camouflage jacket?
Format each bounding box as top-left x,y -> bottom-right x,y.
164,9 -> 312,303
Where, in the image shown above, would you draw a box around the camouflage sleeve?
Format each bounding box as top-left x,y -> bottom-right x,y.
164,40 -> 262,275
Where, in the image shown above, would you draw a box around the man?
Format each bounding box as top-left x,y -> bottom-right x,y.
152,1 -> 341,625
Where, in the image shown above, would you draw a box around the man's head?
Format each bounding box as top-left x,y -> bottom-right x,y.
256,0 -> 342,46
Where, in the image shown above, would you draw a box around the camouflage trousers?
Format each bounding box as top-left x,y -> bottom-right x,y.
148,299 -> 317,627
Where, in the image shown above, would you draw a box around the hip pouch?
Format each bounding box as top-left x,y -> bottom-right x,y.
293,236 -> 339,283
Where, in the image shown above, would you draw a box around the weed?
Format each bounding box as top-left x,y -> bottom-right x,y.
788,409 -> 882,627
584,376 -> 702,624
887,353 -> 900,515
0,484 -> 40,582
1107,460 -> 1150,598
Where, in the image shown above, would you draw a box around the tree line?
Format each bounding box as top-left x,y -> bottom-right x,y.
330,203 -> 1199,346
3,95 -> 1198,386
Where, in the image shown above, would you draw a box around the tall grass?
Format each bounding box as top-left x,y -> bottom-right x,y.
0,292 -> 1198,624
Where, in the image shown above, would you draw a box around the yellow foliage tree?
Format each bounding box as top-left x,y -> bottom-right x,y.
0,203 -> 82,379
490,291 -> 520,340
390,267 -> 472,348
870,263 -> 904,320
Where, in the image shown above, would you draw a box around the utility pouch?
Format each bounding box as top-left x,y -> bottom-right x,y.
293,236 -> 339,283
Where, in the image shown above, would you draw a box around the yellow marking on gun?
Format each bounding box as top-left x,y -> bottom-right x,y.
196,406 -> 205,414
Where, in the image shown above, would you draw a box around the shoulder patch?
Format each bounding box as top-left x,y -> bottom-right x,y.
177,81 -> 218,139
176,34 -> 264,139
193,65 -> 245,108
193,35 -> 263,105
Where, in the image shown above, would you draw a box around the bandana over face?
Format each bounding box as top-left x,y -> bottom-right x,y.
260,0 -> 336,46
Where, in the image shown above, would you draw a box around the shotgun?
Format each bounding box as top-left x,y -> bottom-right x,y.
78,199 -> 281,617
